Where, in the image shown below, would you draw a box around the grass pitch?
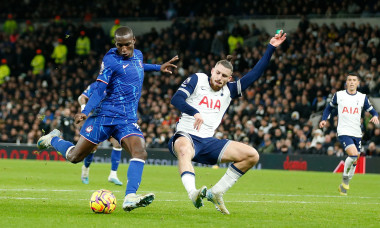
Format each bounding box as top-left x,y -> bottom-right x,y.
1,159 -> 380,227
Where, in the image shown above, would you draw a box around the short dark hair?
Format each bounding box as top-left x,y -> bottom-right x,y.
115,26 -> 134,38
215,55 -> 233,72
347,73 -> 361,81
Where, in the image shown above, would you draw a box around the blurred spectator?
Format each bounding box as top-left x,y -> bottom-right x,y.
51,38 -> 68,64
3,14 -> 18,36
76,31 -> 91,57
366,142 -> 379,156
258,134 -> 275,154
110,19 -> 121,43
30,49 -> 45,76
0,59 -> 11,84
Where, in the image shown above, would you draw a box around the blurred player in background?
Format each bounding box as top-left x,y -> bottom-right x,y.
320,74 -> 379,196
78,82 -> 123,186
37,26 -> 178,212
168,31 -> 286,214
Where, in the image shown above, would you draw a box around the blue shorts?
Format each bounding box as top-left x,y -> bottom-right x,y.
338,135 -> 362,152
168,131 -> 230,165
80,116 -> 144,145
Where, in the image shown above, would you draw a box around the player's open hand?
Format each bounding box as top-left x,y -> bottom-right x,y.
270,30 -> 287,47
370,116 -> 379,125
193,113 -> 203,131
74,113 -> 87,126
160,55 -> 179,74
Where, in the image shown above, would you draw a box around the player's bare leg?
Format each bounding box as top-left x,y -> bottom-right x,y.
121,136 -> 154,212
175,137 -> 207,209
37,129 -> 97,163
206,141 -> 259,214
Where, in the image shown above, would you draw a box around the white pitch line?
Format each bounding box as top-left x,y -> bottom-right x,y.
1,188 -> 380,199
1,196 -> 380,205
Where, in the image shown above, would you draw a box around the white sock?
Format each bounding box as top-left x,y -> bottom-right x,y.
348,163 -> 357,180
109,170 -> 117,178
82,165 -> 89,177
181,172 -> 196,196
343,156 -> 357,176
211,165 -> 243,194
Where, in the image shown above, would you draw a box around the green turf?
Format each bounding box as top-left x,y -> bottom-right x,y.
1,159 -> 380,227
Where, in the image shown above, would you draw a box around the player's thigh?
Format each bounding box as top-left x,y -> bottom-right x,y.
120,136 -> 146,159
221,141 -> 258,163
108,136 -> 121,149
173,136 -> 195,160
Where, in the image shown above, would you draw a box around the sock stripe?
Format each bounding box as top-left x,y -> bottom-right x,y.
130,158 -> 145,163
181,171 -> 195,177
230,163 -> 245,176
349,155 -> 358,158
113,147 -> 122,151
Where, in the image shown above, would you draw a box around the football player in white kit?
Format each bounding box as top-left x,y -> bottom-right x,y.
168,31 -> 286,214
320,74 -> 379,196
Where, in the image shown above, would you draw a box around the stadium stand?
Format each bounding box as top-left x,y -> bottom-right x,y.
0,1 -> 379,157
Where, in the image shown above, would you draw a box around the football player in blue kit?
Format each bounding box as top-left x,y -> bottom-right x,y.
37,26 -> 178,212
78,82 -> 123,186
168,31 -> 286,214
320,74 -> 379,196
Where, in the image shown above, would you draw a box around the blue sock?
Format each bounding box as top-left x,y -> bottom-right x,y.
125,158 -> 145,195
51,136 -> 74,159
111,148 -> 122,171
84,153 -> 94,168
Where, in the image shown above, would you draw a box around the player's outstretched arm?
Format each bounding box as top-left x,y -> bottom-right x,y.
269,30 -> 287,47
160,55 -> 179,74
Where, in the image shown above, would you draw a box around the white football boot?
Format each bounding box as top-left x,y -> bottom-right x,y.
37,129 -> 61,150
122,193 -> 155,212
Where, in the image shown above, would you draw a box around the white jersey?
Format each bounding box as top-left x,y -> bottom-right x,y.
332,90 -> 371,137
176,73 -> 240,138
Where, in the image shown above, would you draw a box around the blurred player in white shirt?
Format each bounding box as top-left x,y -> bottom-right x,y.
320,74 -> 379,195
168,31 -> 286,214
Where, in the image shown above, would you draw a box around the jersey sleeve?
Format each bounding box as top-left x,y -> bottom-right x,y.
81,85 -> 91,98
227,81 -> 241,99
321,93 -> 337,120
177,74 -> 198,98
96,57 -> 113,84
143,63 -> 161,72
364,96 -> 379,117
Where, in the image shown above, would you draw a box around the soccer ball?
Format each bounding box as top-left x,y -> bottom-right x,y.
90,189 -> 117,214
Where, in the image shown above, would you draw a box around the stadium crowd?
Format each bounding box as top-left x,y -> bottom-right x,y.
1,3 -> 380,157
1,0 -> 380,20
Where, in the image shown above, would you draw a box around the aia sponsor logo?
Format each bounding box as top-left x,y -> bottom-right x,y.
283,156 -> 307,170
86,125 -> 93,133
198,96 -> 221,110
342,106 -> 359,114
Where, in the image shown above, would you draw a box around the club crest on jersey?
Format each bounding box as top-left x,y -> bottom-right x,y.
181,77 -> 191,87
86,125 -> 93,133
342,107 -> 359,114
139,61 -> 143,68
199,96 -> 221,110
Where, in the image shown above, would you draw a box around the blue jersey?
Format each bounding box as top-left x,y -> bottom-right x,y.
92,48 -> 145,122
82,82 -> 106,99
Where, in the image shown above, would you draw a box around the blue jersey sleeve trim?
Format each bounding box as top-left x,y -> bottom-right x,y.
227,81 -> 240,99
143,63 -> 161,72
364,96 -> 379,117
329,93 -> 337,107
321,103 -> 334,120
239,44 -> 276,92
82,81 -> 107,116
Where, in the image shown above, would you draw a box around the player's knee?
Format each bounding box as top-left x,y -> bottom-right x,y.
246,148 -> 259,166
130,148 -> 147,160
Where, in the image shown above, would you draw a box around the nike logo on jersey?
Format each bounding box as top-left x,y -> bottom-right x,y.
123,64 -> 129,69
